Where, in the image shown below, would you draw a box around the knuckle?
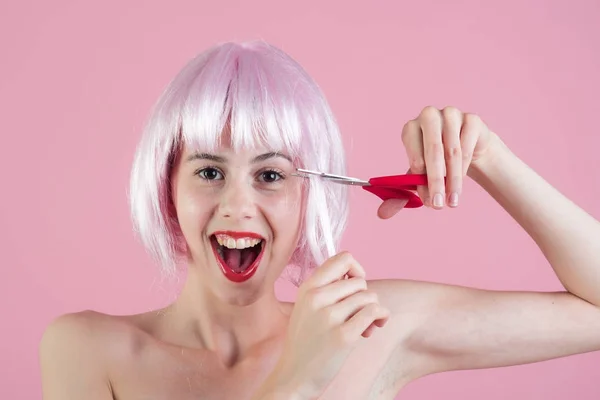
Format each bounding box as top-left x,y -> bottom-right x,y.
370,290 -> 379,302
362,290 -> 379,303
340,251 -> 354,263
409,156 -> 426,173
335,326 -> 355,346
352,277 -> 367,290
305,288 -> 323,310
323,307 -> 338,326
333,250 -> 352,265
464,112 -> 481,126
442,106 -> 462,121
363,303 -> 380,317
444,145 -> 461,159
401,120 -> 418,142
426,142 -> 444,157
420,105 -> 440,120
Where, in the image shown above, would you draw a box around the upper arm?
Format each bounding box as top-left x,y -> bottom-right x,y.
40,312 -> 114,400
370,279 -> 600,378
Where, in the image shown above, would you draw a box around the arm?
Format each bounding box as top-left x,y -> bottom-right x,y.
378,108 -> 600,378
393,134 -> 600,376
373,278 -> 600,376
469,134 -> 600,307
40,313 -> 114,399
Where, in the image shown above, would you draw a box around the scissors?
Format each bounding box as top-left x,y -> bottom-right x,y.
294,168 -> 430,208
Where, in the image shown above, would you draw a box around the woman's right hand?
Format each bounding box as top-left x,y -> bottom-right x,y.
271,252 -> 390,399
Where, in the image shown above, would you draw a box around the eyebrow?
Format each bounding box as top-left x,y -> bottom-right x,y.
186,151 -> 293,164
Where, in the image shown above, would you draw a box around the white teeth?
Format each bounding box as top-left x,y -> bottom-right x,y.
215,234 -> 263,249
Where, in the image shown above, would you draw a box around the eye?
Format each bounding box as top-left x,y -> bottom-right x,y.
196,167 -> 224,181
259,169 -> 284,183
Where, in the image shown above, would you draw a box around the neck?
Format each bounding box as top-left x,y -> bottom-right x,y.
163,267 -> 288,366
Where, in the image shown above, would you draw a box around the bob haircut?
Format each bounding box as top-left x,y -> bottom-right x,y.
129,41 -> 348,282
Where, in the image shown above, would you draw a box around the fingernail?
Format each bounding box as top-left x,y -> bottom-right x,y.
449,192 -> 459,207
433,193 -> 444,208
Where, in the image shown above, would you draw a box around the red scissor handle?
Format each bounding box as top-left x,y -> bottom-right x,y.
361,174 -> 429,208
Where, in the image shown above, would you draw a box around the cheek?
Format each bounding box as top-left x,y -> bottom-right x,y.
259,184 -> 304,237
262,183 -> 302,213
175,187 -> 215,236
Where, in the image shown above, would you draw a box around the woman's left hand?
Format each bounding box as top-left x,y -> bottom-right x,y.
378,106 -> 496,218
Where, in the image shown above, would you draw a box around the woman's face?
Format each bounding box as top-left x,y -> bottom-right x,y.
170,138 -> 304,303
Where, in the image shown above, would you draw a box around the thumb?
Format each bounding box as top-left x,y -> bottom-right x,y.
377,198 -> 408,219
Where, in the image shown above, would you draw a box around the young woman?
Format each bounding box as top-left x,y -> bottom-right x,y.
40,41 -> 600,399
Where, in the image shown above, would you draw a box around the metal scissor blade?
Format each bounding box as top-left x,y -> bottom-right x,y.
294,168 -> 370,186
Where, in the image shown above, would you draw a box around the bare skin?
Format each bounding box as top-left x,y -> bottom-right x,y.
40,107 -> 600,399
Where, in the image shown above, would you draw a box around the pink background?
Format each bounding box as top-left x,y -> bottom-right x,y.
1,0 -> 599,398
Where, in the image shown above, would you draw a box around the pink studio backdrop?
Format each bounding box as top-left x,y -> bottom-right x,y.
1,0 -> 599,398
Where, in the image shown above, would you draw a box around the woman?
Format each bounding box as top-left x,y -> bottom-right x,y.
40,41 -> 600,399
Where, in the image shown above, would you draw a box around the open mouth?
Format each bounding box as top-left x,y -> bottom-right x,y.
210,232 -> 265,283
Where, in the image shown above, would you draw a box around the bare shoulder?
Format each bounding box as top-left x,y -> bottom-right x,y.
41,311 -> 110,362
42,310 -> 141,349
40,309 -> 159,363
42,309 -> 128,335
39,310 -> 152,399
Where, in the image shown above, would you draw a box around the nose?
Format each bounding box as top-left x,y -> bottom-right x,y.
217,178 -> 257,221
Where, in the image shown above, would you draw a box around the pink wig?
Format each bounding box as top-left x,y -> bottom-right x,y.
129,41 -> 348,280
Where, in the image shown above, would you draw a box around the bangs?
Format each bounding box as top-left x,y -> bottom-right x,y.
179,43 -> 307,160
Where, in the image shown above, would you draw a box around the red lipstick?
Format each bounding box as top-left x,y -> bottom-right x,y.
210,231 -> 265,283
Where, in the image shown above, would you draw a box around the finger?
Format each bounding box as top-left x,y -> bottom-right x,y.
326,290 -> 379,324
377,198 -> 409,219
342,303 -> 390,339
309,277 -> 368,309
362,315 -> 389,338
401,120 -> 429,205
362,324 -> 378,338
460,113 -> 481,176
362,317 -> 389,337
304,252 -> 365,289
419,106 -> 446,209
441,107 -> 463,208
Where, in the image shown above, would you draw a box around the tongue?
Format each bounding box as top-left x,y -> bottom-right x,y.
224,249 -> 242,271
223,248 -> 255,273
